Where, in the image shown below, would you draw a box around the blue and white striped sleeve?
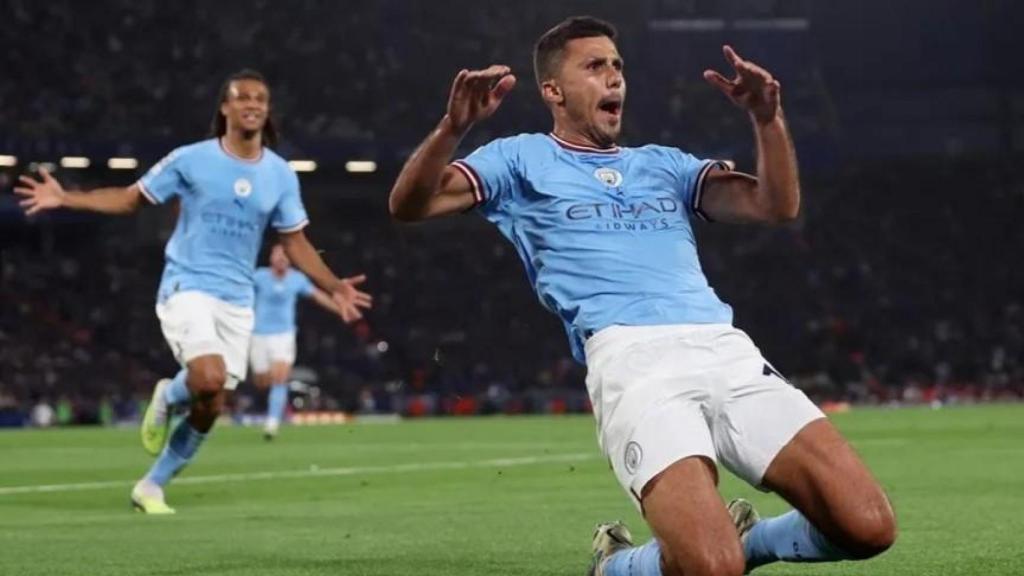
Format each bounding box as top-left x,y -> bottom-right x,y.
450,137 -> 520,213
137,148 -> 187,204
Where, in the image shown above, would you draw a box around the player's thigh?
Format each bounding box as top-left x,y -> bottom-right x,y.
269,361 -> 292,385
642,457 -> 745,576
761,418 -> 897,557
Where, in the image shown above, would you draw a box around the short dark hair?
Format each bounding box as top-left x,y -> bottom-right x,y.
210,69 -> 278,147
533,16 -> 618,85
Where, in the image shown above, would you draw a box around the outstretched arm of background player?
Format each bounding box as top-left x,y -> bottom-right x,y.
14,168 -> 143,216
388,65 -> 516,221
308,288 -> 346,322
278,229 -> 373,324
699,45 -> 800,224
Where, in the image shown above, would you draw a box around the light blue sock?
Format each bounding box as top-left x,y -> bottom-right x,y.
267,383 -> 288,425
744,510 -> 849,569
603,540 -> 662,576
163,369 -> 191,406
144,420 -> 207,486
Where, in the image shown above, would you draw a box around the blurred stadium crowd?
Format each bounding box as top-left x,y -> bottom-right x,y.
1,0 -> 1021,424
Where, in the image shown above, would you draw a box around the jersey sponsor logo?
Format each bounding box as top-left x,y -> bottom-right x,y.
233,178 -> 253,198
565,197 -> 681,231
624,441 -> 643,475
593,167 -> 623,188
201,211 -> 260,239
566,197 -> 679,220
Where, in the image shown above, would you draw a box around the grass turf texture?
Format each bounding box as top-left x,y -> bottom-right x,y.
1,404 -> 1022,575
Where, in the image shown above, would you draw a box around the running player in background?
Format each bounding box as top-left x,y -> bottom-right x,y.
389,16 -> 894,576
251,242 -> 358,440
15,69 -> 372,514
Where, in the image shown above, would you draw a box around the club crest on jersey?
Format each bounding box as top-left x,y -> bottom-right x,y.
594,167 -> 623,188
233,178 -> 253,198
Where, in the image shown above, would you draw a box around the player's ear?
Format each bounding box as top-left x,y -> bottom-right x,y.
540,79 -> 564,106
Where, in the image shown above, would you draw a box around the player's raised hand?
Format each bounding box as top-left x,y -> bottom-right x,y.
703,45 -> 781,124
14,168 -> 67,216
332,274 -> 373,324
445,65 -> 517,134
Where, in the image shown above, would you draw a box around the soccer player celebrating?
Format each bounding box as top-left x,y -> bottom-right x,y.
15,70 -> 372,514
389,16 -> 895,576
250,242 -> 359,440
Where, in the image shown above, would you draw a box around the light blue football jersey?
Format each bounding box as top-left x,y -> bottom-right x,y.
252,267 -> 316,335
452,133 -> 733,362
138,139 -> 309,308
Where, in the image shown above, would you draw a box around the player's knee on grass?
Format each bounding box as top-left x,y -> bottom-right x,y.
835,492 -> 897,559
659,542 -> 745,576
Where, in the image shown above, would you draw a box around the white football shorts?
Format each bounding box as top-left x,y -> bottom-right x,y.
248,331 -> 297,375
155,290 -> 255,388
584,324 -> 825,509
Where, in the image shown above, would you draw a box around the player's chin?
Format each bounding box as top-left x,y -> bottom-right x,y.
597,121 -> 622,145
239,125 -> 264,139
237,116 -> 265,131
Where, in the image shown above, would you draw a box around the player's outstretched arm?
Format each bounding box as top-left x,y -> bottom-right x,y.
278,229 -> 372,324
308,288 -> 345,321
14,168 -> 143,216
699,45 -> 800,225
388,65 -> 516,222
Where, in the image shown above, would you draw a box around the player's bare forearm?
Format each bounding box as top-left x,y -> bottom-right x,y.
388,116 -> 468,221
752,111 -> 800,222
278,230 -> 343,293
389,66 -> 515,221
701,116 -> 799,225
17,169 -> 143,216
700,45 -> 799,224
310,289 -> 341,315
63,186 -> 144,215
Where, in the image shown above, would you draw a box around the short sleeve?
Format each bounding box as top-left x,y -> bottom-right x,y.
450,137 -> 521,213
272,167 -> 309,232
668,148 -> 731,222
137,148 -> 188,204
294,271 -> 316,297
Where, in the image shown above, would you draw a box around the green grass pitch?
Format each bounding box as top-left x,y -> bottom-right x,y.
1,404 -> 1022,575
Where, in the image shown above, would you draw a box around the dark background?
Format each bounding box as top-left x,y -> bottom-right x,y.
1,0 -> 1021,423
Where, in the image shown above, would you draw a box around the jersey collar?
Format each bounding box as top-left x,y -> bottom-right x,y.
548,133 -> 620,155
219,137 -> 264,163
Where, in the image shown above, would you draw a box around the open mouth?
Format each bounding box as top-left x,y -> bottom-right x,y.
598,98 -> 623,118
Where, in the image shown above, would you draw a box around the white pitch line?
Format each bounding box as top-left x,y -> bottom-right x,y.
0,453 -> 597,497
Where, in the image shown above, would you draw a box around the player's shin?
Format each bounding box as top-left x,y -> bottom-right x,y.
265,383 -> 288,435
743,510 -> 850,569
602,540 -> 662,576
144,419 -> 208,486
